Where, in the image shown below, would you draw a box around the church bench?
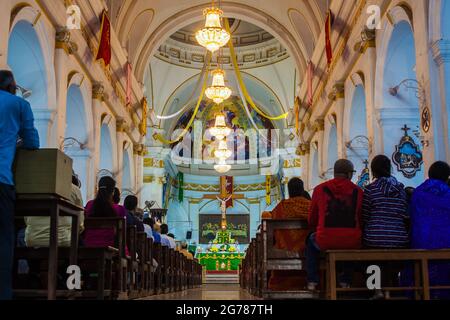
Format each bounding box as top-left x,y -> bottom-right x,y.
161,245 -> 172,293
324,249 -> 450,300
152,242 -> 162,295
258,218 -> 316,300
126,226 -> 140,299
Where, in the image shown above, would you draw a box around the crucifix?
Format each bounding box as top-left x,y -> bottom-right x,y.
401,124 -> 411,136
202,176 -> 244,230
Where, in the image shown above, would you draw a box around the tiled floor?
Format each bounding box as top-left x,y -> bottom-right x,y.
141,284 -> 259,300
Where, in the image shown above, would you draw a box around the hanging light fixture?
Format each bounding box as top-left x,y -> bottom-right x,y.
214,158 -> 231,174
195,5 -> 230,52
210,113 -> 231,141
214,140 -> 232,159
205,69 -> 232,104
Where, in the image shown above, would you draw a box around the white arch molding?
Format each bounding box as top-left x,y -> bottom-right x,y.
133,2 -> 306,84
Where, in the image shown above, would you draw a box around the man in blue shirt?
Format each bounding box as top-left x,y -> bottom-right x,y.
0,70 -> 39,300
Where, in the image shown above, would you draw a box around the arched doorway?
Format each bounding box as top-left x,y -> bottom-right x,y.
7,20 -> 51,146
65,84 -> 90,203
378,19 -> 423,187
347,85 -> 369,183
99,123 -> 114,173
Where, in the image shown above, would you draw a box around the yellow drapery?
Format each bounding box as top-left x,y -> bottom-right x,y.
153,57 -> 211,144
224,18 -> 288,121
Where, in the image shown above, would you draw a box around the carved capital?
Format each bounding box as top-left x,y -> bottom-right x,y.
92,82 -> 108,101
431,39 -> 450,67
328,82 -> 345,101
133,143 -> 147,156
312,118 -> 325,132
116,118 -> 129,133
296,143 -> 311,156
55,28 -> 78,55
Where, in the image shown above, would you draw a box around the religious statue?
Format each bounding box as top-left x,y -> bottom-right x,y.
217,195 -> 232,230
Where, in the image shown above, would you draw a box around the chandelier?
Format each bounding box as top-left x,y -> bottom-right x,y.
214,140 -> 232,159
210,113 -> 231,140
195,7 -> 230,52
214,158 -> 231,174
205,69 -> 232,104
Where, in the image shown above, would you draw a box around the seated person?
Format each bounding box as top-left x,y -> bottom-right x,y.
160,225 -> 176,249
142,217 -> 155,240
306,159 -> 363,291
409,161 -> 450,299
83,176 -> 128,250
153,222 -> 170,247
123,195 -> 144,232
25,173 -> 85,247
180,242 -> 194,260
268,178 -> 311,291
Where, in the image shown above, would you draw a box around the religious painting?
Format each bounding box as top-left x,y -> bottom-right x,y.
199,214 -> 250,244
392,125 -> 423,179
172,96 -> 274,161
357,160 -> 370,188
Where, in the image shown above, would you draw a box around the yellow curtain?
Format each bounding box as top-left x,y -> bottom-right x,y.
224,18 -> 288,121
153,59 -> 211,144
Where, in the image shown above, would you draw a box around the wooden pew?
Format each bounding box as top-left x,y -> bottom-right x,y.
136,232 -> 151,297
161,246 -> 171,293
258,218 -> 315,299
325,249 -> 450,300
152,242 -> 162,295
126,226 -> 140,298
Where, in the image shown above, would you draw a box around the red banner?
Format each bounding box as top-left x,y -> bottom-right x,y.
325,10 -> 333,68
95,11 -> 111,67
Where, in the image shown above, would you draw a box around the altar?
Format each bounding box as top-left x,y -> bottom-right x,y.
195,230 -> 245,271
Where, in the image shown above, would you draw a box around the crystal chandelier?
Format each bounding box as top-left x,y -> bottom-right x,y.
205,69 -> 232,104
214,158 -> 231,174
195,7 -> 230,52
214,140 -> 232,159
210,113 -> 231,140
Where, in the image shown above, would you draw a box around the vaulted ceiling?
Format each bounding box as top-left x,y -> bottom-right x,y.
107,0 -> 328,81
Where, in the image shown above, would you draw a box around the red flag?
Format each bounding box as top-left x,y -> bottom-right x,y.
95,11 -> 111,67
307,61 -> 314,106
126,62 -> 132,106
325,10 -> 333,68
225,176 -> 234,208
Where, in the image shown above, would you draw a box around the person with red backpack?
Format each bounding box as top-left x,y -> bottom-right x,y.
306,159 -> 363,291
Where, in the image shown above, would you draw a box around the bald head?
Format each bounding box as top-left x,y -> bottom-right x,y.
334,159 -> 355,180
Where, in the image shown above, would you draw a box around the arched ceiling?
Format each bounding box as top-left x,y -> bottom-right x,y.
108,0 -> 328,80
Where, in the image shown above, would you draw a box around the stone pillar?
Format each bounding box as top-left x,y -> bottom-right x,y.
431,40 -> 450,161
313,119 -> 325,176
91,83 -> 108,184
329,82 -> 346,158
247,129 -> 257,165
0,0 -> 12,69
193,120 -> 203,164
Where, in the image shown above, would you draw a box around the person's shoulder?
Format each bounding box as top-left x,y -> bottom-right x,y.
0,91 -> 26,106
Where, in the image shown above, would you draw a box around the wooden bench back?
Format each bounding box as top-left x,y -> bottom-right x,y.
84,217 -> 126,257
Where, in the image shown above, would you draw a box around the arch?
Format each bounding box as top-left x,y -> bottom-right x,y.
99,123 -> 115,173
121,147 -> 134,191
346,84 -> 369,181
134,2 -> 307,83
325,123 -> 338,173
375,8 -> 423,186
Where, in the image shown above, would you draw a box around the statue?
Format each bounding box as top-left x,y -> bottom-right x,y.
217,195 -> 232,230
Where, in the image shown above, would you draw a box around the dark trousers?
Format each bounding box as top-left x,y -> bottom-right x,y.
0,183 -> 15,300
305,233 -> 354,285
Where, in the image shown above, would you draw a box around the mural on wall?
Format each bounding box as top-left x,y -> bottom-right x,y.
392,125 -> 423,179
172,96 -> 274,160
199,214 -> 250,244
357,160 -> 370,188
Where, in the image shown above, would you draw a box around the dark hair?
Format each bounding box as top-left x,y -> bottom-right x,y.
160,223 -> 169,235
181,242 -> 188,249
143,217 -> 153,227
168,233 -> 175,239
371,155 -> 392,179
0,70 -> 16,94
288,178 -> 305,198
91,176 -> 116,217
113,187 -> 121,204
124,195 -> 138,211
428,161 -> 450,182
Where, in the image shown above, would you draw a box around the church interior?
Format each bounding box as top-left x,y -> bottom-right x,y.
0,0 -> 450,302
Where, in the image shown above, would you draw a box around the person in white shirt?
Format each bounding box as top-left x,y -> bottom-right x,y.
160,223 -> 176,249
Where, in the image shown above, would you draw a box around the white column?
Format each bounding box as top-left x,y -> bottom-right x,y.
54,47 -> 69,147
0,0 -> 12,68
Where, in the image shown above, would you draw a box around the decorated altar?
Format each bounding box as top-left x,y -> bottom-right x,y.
195,229 -> 245,271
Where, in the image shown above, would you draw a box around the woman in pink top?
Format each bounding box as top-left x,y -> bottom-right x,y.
83,176 -> 127,248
